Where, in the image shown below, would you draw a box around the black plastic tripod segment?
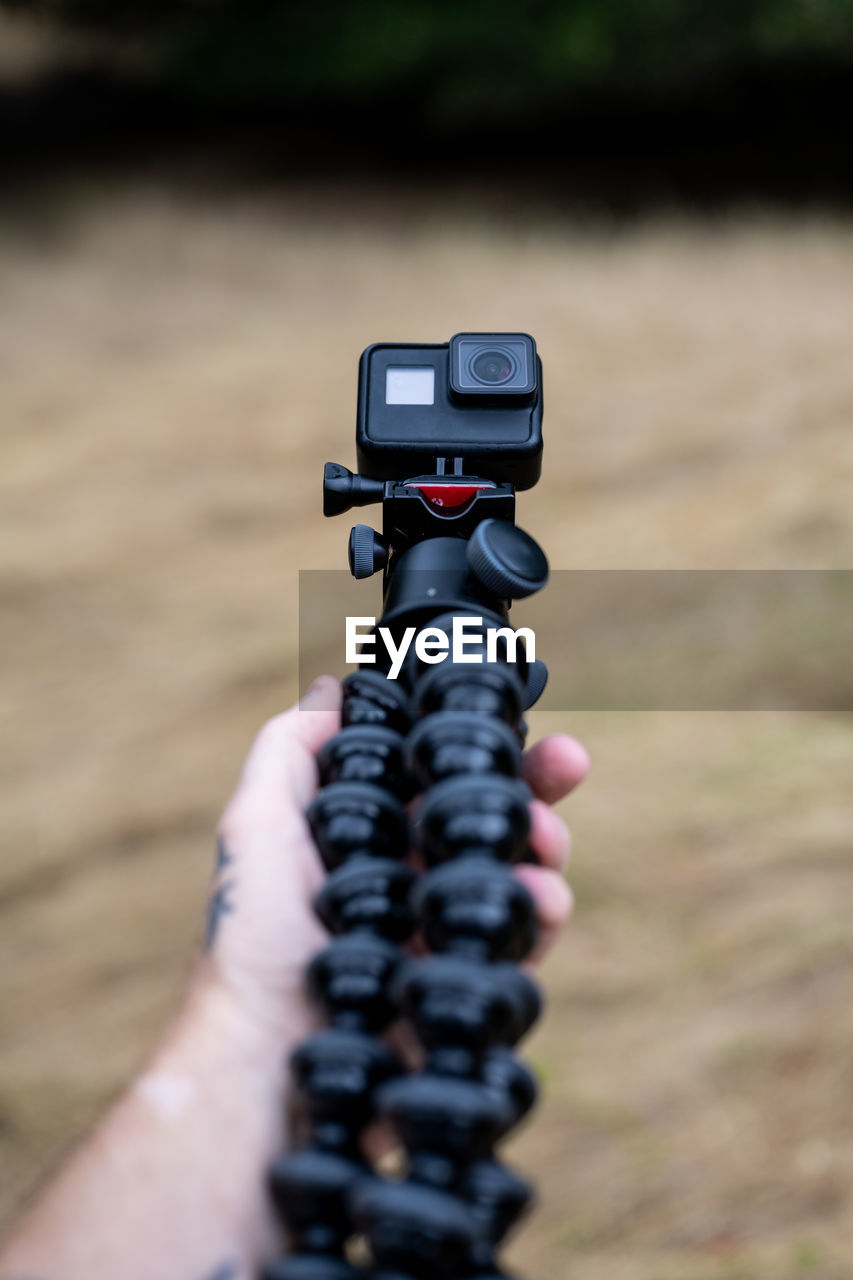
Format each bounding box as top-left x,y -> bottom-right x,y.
289,1027 -> 404,1149
377,1073 -> 512,1178
266,659 -> 546,1277
416,855 -> 539,962
339,669 -> 412,733
412,658 -> 527,724
394,956 -> 541,1054
268,1148 -> 367,1253
349,1177 -> 477,1278
262,1255 -> 362,1280
405,711 -> 523,790
415,773 -> 532,866
318,725 -> 411,800
307,781 -> 409,870
307,933 -> 404,1033
313,856 -> 417,941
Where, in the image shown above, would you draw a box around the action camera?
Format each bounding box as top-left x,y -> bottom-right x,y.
354,332 -> 543,489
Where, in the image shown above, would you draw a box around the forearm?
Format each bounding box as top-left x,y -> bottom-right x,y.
0,690 -> 584,1280
0,966 -> 308,1280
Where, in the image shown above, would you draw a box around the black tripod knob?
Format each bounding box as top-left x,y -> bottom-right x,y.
349,524 -> 388,579
521,658 -> 549,711
467,520 -> 548,600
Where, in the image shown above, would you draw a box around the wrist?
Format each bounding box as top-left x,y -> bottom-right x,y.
172,959 -> 316,1076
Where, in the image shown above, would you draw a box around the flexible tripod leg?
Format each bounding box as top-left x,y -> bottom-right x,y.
265,602 -> 546,1279
358,649 -> 544,1280
263,671 -> 415,1280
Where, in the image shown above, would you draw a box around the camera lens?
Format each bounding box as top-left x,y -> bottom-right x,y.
470,348 -> 515,386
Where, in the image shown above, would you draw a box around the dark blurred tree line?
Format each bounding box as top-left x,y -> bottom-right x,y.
4,1 -> 853,205
3,0 -> 853,119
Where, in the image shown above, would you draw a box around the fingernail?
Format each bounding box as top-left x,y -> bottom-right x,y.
300,674 -> 335,709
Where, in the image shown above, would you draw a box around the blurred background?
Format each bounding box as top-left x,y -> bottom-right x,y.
1,4 -> 852,1278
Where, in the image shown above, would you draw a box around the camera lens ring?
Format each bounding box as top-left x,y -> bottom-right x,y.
468,346 -> 516,387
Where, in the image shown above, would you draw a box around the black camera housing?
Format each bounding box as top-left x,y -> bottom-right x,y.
355,333 -> 543,490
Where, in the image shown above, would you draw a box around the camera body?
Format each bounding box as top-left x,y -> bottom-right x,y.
355,332 -> 543,489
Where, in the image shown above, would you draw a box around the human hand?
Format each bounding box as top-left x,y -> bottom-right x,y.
200,673 -> 590,1043
0,676 -> 589,1280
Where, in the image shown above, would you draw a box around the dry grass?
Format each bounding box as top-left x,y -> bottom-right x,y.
1,175 -> 852,1278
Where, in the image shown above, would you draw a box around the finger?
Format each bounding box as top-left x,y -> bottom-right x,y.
523,734 -> 589,805
514,863 -> 574,963
238,675 -> 342,806
291,674 -> 345,750
528,797 -> 571,871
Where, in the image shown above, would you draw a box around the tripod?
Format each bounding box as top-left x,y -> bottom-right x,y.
263,462 -> 551,1280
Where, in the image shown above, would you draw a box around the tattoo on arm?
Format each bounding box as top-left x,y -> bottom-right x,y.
200,1266 -> 238,1280
205,836 -> 236,950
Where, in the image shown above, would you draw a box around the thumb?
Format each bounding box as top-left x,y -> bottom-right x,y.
234,675 -> 342,810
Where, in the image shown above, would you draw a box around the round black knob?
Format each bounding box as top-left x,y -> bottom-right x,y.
521,658 -> 548,710
467,520 -> 548,599
349,524 -> 388,579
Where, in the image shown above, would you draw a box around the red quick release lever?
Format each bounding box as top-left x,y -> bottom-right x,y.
405,482 -> 495,509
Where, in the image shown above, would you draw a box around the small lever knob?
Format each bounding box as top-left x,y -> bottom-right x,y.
323,463 -> 384,517
467,520 -> 548,599
348,525 -> 388,579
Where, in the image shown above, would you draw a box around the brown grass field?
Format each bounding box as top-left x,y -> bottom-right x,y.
1,175 -> 852,1278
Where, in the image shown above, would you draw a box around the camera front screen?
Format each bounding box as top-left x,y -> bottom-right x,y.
385,366 -> 436,405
